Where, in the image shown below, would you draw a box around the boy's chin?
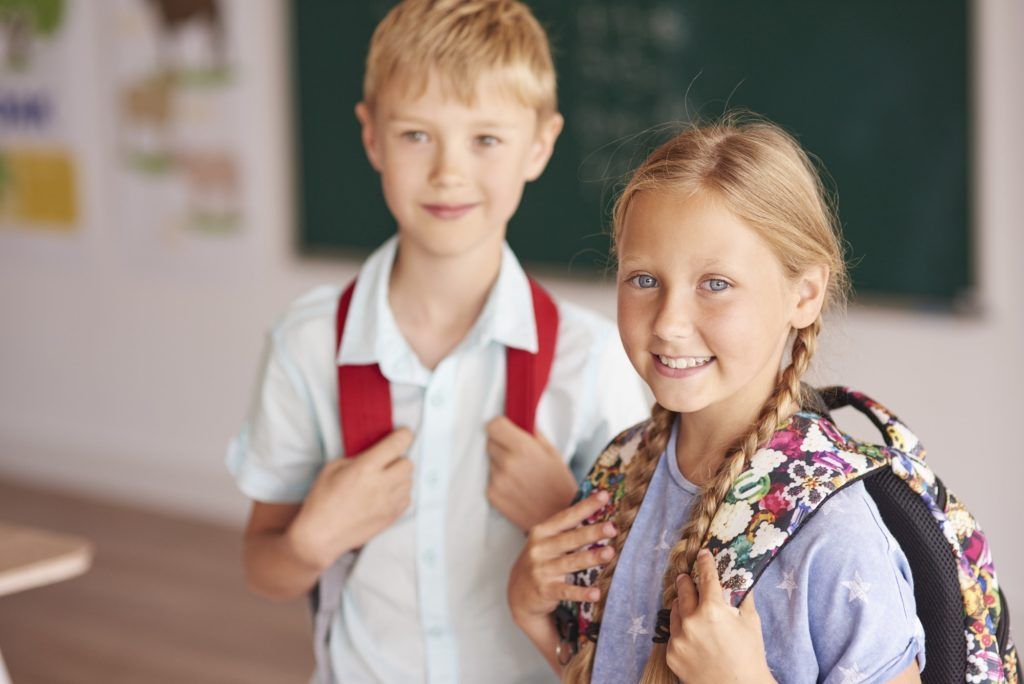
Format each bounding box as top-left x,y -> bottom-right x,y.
397,224 -> 507,259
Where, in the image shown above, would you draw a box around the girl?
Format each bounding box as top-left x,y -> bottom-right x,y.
507,117 -> 926,683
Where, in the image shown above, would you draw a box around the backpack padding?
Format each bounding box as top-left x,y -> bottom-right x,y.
864,468 -> 965,684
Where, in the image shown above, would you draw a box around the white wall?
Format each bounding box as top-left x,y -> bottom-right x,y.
1,0 -> 1021,598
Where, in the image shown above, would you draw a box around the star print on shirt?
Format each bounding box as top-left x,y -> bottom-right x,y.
654,529 -> 671,553
776,569 -> 798,600
841,571 -> 872,604
626,616 -> 649,643
838,663 -> 868,683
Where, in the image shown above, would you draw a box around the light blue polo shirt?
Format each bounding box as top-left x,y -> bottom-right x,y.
228,236 -> 650,683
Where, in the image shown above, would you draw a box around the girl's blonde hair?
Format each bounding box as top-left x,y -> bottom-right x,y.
563,115 -> 849,684
363,0 -> 557,117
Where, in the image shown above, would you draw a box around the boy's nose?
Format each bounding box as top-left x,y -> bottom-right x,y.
429,144 -> 468,188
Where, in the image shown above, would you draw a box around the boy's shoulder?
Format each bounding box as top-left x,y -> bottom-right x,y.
266,284 -> 345,354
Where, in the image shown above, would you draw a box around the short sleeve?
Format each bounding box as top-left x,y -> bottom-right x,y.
226,328 -> 326,503
798,484 -> 926,682
569,326 -> 650,483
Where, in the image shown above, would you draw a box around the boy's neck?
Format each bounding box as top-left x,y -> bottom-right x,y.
387,233 -> 505,371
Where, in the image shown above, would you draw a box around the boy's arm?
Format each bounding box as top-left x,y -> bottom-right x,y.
243,429 -> 415,600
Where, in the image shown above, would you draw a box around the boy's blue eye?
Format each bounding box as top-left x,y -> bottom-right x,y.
402,131 -> 428,143
703,278 -> 730,292
476,135 -> 501,147
630,274 -> 658,289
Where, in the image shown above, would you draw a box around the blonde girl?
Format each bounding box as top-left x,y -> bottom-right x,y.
507,117 -> 926,683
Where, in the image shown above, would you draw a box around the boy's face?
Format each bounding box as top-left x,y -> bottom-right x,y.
356,71 -> 562,259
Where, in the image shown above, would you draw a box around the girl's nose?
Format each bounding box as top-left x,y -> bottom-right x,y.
652,293 -> 696,341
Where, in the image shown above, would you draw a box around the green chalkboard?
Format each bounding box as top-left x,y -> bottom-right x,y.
292,0 -> 970,305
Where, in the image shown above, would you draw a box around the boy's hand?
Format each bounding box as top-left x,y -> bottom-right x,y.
486,417 -> 578,532
665,549 -> 774,684
287,428 -> 414,570
508,491 -> 616,626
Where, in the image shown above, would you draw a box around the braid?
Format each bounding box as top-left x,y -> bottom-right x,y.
638,322 -> 821,684
561,403 -> 676,684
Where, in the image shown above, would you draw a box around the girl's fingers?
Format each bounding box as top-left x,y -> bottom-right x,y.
676,572 -> 698,617
739,587 -> 760,621
669,597 -> 682,636
549,582 -> 601,604
694,549 -> 726,606
535,518 -> 617,560
530,490 -> 610,541
549,543 -> 615,575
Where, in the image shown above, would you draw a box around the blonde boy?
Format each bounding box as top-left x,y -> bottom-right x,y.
228,1 -> 648,681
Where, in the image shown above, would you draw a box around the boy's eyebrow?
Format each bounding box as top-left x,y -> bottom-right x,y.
385,113 -> 522,130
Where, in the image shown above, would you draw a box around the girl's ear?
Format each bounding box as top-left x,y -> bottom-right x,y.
355,102 -> 383,173
524,112 -> 564,182
791,264 -> 829,329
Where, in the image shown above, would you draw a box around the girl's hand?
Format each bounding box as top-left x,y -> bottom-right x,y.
507,491 -> 617,626
666,549 -> 775,684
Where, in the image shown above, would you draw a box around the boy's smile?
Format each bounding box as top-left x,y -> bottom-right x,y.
356,70 -> 562,261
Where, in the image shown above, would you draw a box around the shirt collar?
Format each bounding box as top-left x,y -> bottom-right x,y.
336,237 -> 539,382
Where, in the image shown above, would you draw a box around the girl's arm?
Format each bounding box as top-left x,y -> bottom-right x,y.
507,491 -> 618,674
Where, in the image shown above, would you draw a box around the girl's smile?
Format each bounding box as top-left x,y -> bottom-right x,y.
652,354 -> 716,378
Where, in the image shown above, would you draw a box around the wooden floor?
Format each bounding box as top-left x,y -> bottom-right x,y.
0,480 -> 312,684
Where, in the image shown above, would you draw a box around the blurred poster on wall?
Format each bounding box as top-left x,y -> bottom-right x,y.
105,0 -> 250,268
0,0 -> 80,235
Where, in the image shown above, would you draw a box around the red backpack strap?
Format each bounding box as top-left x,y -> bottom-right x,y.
336,280 -> 393,457
505,279 -> 559,434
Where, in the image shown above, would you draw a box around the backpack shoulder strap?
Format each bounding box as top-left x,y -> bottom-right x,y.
552,420 -> 651,653
336,279 -> 393,457
703,411 -> 890,606
505,278 -> 559,434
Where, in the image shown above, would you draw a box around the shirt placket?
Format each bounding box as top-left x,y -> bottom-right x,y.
416,354 -> 458,684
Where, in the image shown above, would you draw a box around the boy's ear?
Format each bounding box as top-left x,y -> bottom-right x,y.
790,264 -> 829,330
355,102 -> 383,172
524,112 -> 564,182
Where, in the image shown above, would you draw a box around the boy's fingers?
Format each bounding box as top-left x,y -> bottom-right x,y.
531,491 -> 609,538
486,416 -> 525,448
676,572 -> 698,616
360,428 -> 414,466
694,549 -> 725,606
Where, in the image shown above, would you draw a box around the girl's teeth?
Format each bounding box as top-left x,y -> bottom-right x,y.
658,355 -> 712,369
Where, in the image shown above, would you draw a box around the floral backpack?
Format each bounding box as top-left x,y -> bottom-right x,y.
554,387 -> 1018,684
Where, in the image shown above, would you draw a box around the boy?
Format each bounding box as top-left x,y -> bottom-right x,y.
227,1 -> 648,681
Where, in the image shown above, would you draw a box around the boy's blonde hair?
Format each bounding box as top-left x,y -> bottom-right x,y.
564,115 -> 849,684
363,0 -> 557,116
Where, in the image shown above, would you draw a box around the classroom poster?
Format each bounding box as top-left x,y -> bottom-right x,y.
0,0 -> 81,235
104,0 -> 251,268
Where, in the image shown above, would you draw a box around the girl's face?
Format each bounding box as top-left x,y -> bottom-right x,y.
616,191 -> 821,418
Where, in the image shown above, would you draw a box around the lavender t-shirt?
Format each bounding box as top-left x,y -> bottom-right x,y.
591,420 -> 926,684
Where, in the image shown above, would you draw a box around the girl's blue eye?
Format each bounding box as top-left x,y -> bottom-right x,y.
402,131 -> 428,143
476,135 -> 500,147
630,274 -> 658,289
704,278 -> 730,292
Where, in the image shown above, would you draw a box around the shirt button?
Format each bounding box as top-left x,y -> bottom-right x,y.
430,391 -> 444,407
427,625 -> 444,638
422,549 -> 436,565
426,470 -> 439,485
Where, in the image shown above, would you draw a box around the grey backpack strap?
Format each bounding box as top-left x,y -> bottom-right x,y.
311,551 -> 357,684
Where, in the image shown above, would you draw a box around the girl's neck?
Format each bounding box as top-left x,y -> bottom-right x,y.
387,235 -> 504,370
675,379 -> 800,486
